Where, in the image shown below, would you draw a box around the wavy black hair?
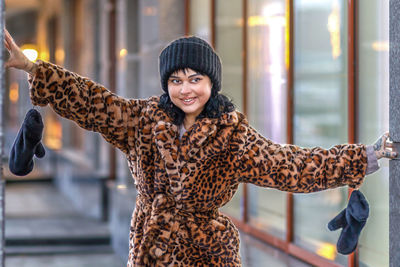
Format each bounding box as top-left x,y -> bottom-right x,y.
158,69 -> 235,125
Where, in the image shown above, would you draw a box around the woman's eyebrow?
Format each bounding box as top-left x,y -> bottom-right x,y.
169,73 -> 201,79
188,73 -> 202,78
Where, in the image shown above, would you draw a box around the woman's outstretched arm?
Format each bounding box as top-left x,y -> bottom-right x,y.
231,117 -> 396,193
4,28 -> 145,154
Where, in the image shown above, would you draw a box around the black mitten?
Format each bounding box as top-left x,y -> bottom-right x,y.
9,109 -> 46,176
327,190 -> 369,255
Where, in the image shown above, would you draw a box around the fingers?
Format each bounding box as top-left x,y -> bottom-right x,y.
372,131 -> 399,159
4,28 -> 10,37
4,29 -> 13,47
381,150 -> 398,159
3,30 -> 12,51
4,28 -> 18,51
4,39 -> 10,51
3,29 -> 29,70
380,145 -> 398,159
374,132 -> 392,151
4,28 -> 14,44
382,134 -> 388,150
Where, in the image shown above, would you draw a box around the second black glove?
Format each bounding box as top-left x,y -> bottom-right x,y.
327,190 -> 369,255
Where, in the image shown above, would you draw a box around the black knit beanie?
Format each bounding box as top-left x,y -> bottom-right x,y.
159,36 -> 222,95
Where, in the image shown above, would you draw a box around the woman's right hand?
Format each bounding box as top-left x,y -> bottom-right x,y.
372,132 -> 397,160
4,28 -> 37,74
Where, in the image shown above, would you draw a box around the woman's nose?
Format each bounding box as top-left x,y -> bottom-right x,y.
180,82 -> 191,94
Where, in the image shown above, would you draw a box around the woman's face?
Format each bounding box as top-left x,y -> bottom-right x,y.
168,68 -> 212,120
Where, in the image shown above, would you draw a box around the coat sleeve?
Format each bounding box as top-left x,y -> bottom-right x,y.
28,60 -> 146,154
231,120 -> 368,193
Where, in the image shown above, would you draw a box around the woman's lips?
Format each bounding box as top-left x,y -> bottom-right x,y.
181,97 -> 196,105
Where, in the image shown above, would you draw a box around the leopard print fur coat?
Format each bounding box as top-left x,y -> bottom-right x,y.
28,61 -> 368,266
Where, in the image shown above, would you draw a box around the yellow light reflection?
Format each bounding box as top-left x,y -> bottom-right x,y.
9,82 -> 19,103
44,115 -> 62,150
327,0 -> 341,59
248,15 -> 286,27
236,18 -> 244,27
316,242 -> 336,260
55,49 -> 65,63
39,50 -> 50,62
119,48 -> 128,59
117,184 -> 127,190
372,41 -> 389,51
285,0 -> 290,70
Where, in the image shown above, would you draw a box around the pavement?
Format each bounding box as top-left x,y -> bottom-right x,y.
4,181 -> 310,267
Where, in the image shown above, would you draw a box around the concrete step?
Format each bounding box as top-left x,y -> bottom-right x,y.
6,235 -> 110,246
6,217 -> 111,240
5,244 -> 113,256
6,235 -> 112,256
5,251 -> 126,267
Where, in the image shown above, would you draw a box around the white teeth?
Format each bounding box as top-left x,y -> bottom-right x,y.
183,98 -> 194,102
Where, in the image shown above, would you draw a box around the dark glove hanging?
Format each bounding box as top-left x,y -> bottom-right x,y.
9,108 -> 46,176
327,190 -> 369,255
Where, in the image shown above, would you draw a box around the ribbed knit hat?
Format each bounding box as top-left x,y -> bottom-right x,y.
159,36 -> 221,94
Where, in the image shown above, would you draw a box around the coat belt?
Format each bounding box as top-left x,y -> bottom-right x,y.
136,193 -> 219,262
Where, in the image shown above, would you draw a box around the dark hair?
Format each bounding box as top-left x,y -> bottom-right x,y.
158,93 -> 235,125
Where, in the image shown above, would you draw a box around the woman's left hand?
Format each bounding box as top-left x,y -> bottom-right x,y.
372,132 -> 398,159
4,28 -> 38,74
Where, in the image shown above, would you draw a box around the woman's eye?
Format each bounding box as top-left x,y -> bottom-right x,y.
170,79 -> 181,84
191,77 -> 201,83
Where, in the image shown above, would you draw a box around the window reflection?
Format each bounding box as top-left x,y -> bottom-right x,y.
247,0 -> 287,239
357,1 -> 389,266
215,0 -> 243,219
189,0 -> 211,42
293,0 -> 349,264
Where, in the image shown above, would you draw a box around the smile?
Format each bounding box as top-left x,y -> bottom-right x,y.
182,98 -> 196,105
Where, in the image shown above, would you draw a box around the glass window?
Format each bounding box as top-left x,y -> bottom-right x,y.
215,0 -> 243,112
357,1 -> 389,266
220,185 -> 243,219
215,0 -> 243,219
116,0 -> 140,186
247,0 -> 287,239
293,0 -> 349,264
189,0 -> 211,42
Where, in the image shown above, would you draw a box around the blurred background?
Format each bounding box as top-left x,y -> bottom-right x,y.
3,0 -> 390,266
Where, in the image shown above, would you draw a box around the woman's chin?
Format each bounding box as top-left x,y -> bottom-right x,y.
181,106 -> 201,117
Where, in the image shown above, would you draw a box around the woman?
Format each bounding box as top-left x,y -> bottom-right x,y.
4,29 -> 397,266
